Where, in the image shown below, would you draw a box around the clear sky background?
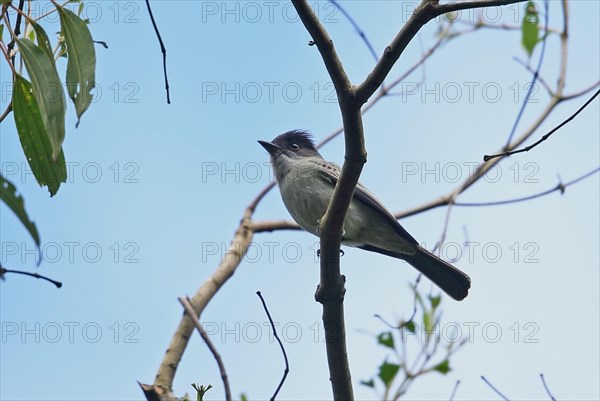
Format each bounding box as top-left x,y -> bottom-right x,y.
1,1 -> 599,400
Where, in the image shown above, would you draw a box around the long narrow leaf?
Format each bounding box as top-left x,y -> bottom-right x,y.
29,19 -> 54,60
12,75 -> 67,196
57,5 -> 96,125
16,38 -> 66,160
0,174 -> 41,252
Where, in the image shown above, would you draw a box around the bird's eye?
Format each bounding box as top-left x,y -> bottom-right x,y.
291,143 -> 300,151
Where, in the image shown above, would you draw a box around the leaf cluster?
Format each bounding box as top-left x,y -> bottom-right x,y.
361,286 -> 468,400
0,0 -> 97,263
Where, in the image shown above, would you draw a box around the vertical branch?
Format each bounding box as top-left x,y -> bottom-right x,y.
291,1 -> 529,400
291,1 -> 361,399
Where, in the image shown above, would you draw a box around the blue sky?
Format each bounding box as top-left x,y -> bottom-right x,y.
1,1 -> 599,400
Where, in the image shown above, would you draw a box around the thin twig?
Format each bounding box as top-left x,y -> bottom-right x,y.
31,0 -> 71,22
539,373 -> 556,401
355,0 -> 528,103
178,296 -> 231,401
144,0 -> 170,104
5,0 -> 24,64
0,267 -> 62,288
513,57 -> 554,96
505,0 -> 550,145
481,376 -> 510,401
434,199 -> 456,258
449,380 -> 460,401
256,291 -> 289,401
328,0 -> 378,63
455,167 -> 599,207
0,102 -> 12,123
484,88 -> 600,161
151,210 -> 254,394
455,18 -> 560,35
559,81 -> 600,102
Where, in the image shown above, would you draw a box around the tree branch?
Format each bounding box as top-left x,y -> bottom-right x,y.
148,210 -> 253,396
505,0 -> 550,145
291,1 -> 359,399
0,266 -> 62,288
178,297 -> 231,401
355,0 -> 528,104
484,88 -> 600,161
144,0 -> 170,104
256,291 -> 290,401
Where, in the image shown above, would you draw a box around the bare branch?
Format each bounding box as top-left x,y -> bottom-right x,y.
513,57 -> 554,97
291,1 -> 352,99
355,0 -> 528,104
144,0 -> 170,104
437,0 -> 527,13
481,376 -> 510,401
505,0 -> 550,146
328,0 -> 379,63
0,102 -> 13,124
559,81 -> 600,102
456,167 -> 599,206
178,297 -> 231,401
0,266 -> 62,288
152,210 -> 253,393
449,380 -> 461,401
484,88 -> 600,161
5,0 -> 25,64
256,291 -> 289,401
540,373 -> 556,401
291,1 -> 362,399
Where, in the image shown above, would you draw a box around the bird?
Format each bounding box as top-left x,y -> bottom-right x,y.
258,130 -> 471,301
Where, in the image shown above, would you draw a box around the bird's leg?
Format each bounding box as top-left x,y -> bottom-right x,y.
315,249 -> 344,257
314,219 -> 346,257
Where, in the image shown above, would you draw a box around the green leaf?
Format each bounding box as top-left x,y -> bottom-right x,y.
405,321 -> 416,333
0,174 -> 41,251
29,19 -> 55,61
429,295 -> 441,309
12,75 -> 67,196
378,360 -> 400,387
57,5 -> 96,126
0,24 -> 4,41
16,38 -> 66,161
423,310 -> 433,334
377,332 -> 395,350
360,379 -> 375,388
190,383 -> 212,401
240,393 -> 248,401
433,359 -> 451,374
522,1 -> 540,57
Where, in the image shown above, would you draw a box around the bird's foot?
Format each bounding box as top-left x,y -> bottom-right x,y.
315,249 -> 345,258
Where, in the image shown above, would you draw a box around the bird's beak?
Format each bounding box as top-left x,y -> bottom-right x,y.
258,140 -> 281,156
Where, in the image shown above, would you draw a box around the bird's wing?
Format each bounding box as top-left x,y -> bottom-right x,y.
311,159 -> 419,246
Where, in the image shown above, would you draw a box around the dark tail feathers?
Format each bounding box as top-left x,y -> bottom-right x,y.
404,247 -> 471,301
